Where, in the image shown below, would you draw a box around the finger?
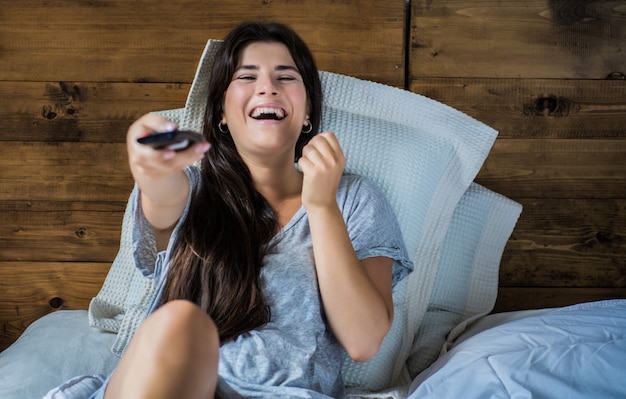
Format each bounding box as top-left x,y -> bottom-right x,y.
308,133 -> 344,165
304,135 -> 345,173
129,114 -> 178,141
300,140 -> 324,165
171,140 -> 211,165
301,135 -> 333,164
127,115 -> 185,178
128,115 -> 177,158
316,131 -> 343,156
138,141 -> 210,174
297,152 -> 313,174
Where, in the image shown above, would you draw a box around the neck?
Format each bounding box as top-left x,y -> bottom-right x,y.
252,163 -> 302,203
242,156 -> 303,226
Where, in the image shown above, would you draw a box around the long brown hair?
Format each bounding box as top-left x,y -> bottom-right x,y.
160,21 -> 323,342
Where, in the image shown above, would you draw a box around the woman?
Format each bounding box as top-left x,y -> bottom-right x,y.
47,21 -> 412,399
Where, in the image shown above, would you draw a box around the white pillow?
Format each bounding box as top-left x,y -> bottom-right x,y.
405,183 -> 522,377
315,71 -> 499,390
0,311 -> 117,399
344,184 -> 522,398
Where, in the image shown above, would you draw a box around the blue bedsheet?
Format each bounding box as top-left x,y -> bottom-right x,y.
408,300 -> 626,399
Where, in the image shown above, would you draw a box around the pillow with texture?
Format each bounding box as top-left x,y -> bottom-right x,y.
0,311 -> 117,399
318,72 -> 498,390
405,183 -> 522,378
344,183 -> 522,398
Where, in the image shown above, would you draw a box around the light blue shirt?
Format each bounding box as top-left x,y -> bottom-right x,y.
46,166 -> 413,399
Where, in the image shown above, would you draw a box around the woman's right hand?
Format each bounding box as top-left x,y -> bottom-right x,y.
127,113 -> 210,182
126,114 -> 210,245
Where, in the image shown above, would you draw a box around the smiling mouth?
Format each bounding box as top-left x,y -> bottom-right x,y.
250,107 -> 286,120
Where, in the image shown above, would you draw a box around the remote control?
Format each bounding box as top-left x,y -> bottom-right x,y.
137,130 -> 206,151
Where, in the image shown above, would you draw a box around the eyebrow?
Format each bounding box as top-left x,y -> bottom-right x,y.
237,65 -> 301,73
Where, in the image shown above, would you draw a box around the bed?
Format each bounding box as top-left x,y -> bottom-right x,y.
1,38 -> 624,399
405,300 -> 626,399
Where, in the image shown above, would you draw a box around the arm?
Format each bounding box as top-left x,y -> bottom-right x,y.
126,114 -> 210,251
298,132 -> 394,362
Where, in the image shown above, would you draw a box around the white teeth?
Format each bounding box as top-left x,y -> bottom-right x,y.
251,107 -> 285,119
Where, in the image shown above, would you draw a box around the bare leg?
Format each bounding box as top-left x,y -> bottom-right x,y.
104,300 -> 219,399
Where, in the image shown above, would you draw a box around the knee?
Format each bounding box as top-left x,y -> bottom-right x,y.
108,300 -> 220,397
154,300 -> 215,329
136,300 -> 220,359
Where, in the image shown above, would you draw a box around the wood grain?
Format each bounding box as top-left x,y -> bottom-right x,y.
495,287 -> 626,312
0,142 -> 133,202
410,0 -> 626,79
408,0 -> 626,320
476,139 -> 626,199
0,0 -> 406,351
0,261 -> 110,351
0,81 -> 189,143
409,78 -> 626,139
1,0 -> 406,86
0,201 -> 125,263
501,199 -> 626,287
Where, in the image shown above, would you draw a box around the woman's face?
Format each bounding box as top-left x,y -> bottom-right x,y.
221,41 -> 310,163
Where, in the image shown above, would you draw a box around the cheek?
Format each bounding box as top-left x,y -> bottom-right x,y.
292,87 -> 310,118
222,88 -> 245,123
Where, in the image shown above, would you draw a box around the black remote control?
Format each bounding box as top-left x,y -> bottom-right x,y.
137,130 -> 206,151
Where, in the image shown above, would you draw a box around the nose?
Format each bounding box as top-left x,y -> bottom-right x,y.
257,75 -> 278,96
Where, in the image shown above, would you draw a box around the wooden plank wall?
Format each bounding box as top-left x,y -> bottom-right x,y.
0,0 -> 406,351
1,0 -> 625,351
408,0 -> 626,311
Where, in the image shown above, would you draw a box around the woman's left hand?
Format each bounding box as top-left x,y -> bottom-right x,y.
299,132 -> 393,361
297,131 -> 345,210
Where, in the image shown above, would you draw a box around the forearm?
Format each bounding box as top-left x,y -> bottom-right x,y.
298,131 -> 392,360
125,113 -> 208,251
136,170 -> 190,251
307,205 -> 393,361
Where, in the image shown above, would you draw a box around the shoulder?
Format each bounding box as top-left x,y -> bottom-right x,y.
338,173 -> 378,192
338,173 -> 387,203
337,173 -> 392,218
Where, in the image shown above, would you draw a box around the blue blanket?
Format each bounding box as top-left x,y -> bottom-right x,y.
408,300 -> 626,399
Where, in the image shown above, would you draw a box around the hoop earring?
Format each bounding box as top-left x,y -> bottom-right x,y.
301,120 -> 313,134
218,122 -> 229,134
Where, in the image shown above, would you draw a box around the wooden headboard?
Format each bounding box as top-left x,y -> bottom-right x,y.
1,0 -> 624,351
